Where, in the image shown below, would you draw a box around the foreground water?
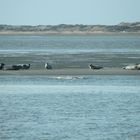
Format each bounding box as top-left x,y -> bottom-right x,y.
0,75 -> 140,140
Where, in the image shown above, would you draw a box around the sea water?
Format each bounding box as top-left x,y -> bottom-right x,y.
0,35 -> 140,55
1,34 -> 140,69
0,75 -> 140,140
0,34 -> 140,139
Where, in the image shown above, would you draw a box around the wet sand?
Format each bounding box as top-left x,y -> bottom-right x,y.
1,51 -> 140,75
0,68 -> 140,75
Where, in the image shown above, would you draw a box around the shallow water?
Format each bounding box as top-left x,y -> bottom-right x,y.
0,34 -> 140,139
0,75 -> 140,140
1,35 -> 140,69
0,35 -> 140,54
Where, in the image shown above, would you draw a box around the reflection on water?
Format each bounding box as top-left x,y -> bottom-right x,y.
0,76 -> 140,140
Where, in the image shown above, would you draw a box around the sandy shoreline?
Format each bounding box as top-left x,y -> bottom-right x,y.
1,50 -> 140,76
0,68 -> 140,76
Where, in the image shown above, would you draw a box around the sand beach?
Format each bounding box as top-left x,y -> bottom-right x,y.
0,34 -> 140,76
0,68 -> 140,75
1,52 -> 140,75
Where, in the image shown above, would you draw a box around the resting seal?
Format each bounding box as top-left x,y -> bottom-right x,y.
0,63 -> 5,70
89,64 -> 103,70
123,64 -> 140,70
45,63 -> 52,70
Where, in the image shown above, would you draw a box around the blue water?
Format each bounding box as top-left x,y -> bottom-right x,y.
0,34 -> 140,139
0,75 -> 140,140
0,35 -> 140,54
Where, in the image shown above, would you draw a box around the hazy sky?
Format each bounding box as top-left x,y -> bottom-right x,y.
0,0 -> 140,25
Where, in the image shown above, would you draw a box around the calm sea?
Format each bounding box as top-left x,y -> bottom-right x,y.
0,34 -> 140,54
0,35 -> 140,140
0,75 -> 140,140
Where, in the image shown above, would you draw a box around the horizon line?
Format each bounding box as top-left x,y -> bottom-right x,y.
0,21 -> 140,26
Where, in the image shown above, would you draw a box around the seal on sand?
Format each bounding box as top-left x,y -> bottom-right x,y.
0,63 -> 5,70
123,64 -> 140,70
45,63 -> 52,70
89,64 -> 103,70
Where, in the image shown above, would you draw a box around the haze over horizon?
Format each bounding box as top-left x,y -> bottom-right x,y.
0,0 -> 140,26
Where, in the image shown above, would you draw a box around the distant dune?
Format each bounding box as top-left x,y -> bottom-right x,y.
0,22 -> 140,34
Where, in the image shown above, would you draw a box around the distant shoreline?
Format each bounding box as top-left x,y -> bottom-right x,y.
0,22 -> 140,35
0,31 -> 140,35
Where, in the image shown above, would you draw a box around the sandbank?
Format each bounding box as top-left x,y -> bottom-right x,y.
0,68 -> 140,76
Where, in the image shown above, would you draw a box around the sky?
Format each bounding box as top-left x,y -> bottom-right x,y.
0,0 -> 140,25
